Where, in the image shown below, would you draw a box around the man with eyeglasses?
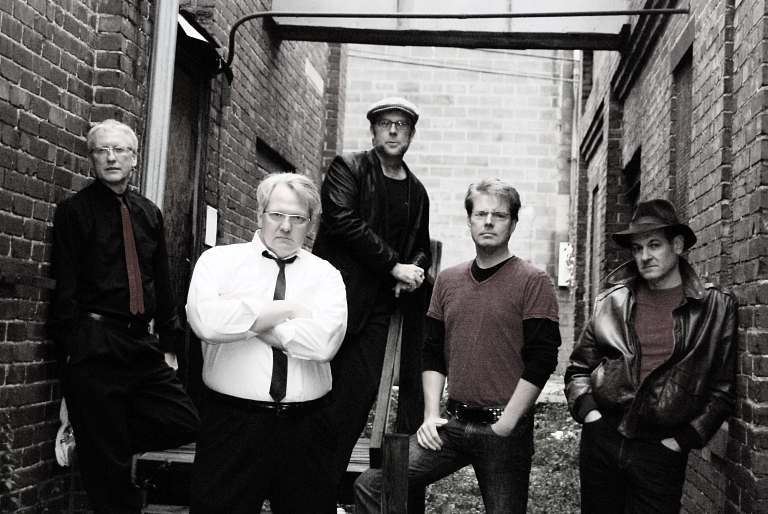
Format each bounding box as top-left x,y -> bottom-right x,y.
48,119 -> 199,514
186,173 -> 347,513
355,179 -> 561,514
312,97 -> 432,498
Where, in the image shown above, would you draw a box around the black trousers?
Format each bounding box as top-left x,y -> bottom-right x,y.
189,393 -> 337,514
62,322 -> 199,514
579,417 -> 689,514
323,288 -> 396,487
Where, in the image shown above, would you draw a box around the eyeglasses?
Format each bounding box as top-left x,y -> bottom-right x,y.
471,211 -> 511,222
376,119 -> 411,131
90,146 -> 133,158
263,211 -> 311,226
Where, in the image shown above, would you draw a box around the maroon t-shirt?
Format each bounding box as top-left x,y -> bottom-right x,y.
636,283 -> 683,381
427,257 -> 559,405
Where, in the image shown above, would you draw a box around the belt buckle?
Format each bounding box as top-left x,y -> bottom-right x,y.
454,403 -> 471,423
127,321 -> 145,335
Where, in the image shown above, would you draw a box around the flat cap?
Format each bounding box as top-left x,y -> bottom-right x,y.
366,97 -> 419,124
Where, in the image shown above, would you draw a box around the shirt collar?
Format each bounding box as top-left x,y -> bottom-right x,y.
251,230 -> 302,261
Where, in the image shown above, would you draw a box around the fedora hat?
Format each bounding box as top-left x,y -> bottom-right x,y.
366,97 -> 419,125
611,199 -> 697,250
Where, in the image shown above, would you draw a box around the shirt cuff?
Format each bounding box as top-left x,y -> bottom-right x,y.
273,320 -> 295,346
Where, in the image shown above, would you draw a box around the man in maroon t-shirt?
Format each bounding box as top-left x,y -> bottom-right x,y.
355,179 -> 561,514
565,199 -> 737,514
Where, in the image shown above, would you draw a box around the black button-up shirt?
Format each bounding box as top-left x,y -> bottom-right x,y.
48,179 -> 181,353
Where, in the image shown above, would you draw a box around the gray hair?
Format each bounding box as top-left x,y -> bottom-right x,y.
87,119 -> 138,151
257,173 -> 321,221
464,178 -> 521,221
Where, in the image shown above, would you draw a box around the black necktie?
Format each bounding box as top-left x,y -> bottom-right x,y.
263,251 -> 296,402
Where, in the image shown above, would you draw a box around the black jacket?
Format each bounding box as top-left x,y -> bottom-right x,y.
313,150 -> 431,335
565,257 -> 737,450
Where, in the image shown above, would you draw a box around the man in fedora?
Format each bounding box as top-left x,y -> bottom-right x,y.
565,199 -> 737,514
313,97 -> 432,494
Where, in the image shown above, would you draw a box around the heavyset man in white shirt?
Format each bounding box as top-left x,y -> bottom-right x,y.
186,173 -> 347,514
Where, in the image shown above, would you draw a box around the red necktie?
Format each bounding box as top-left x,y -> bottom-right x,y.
263,251 -> 296,402
117,196 -> 145,314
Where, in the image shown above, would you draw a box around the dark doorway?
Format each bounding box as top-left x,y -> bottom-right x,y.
162,63 -> 207,404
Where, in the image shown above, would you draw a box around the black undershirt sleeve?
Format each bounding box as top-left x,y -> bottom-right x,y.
521,317 -> 561,389
422,315 -> 447,376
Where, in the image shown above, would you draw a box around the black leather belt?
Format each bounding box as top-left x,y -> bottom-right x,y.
208,389 -> 326,417
446,398 -> 506,424
85,312 -> 149,338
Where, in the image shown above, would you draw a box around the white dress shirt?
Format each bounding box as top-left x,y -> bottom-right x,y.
186,233 -> 347,402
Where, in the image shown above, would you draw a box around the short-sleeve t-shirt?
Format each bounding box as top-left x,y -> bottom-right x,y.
427,256 -> 559,405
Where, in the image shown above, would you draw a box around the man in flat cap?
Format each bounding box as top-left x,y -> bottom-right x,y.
565,199 -> 737,514
314,97 -> 432,494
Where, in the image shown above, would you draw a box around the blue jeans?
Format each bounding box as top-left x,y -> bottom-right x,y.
355,409 -> 534,514
579,416 -> 689,514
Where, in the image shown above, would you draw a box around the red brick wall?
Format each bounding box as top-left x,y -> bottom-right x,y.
0,0 -> 341,511
189,0 -> 335,246
1,1 -> 155,511
729,0 -> 768,511
575,0 -> 767,512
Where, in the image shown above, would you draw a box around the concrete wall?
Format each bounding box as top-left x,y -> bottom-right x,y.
342,44 -> 576,371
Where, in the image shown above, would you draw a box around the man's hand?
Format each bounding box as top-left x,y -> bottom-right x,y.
661,437 -> 682,452
289,302 -> 312,320
259,328 -> 285,350
584,410 -> 602,423
393,281 -> 416,297
390,263 -> 424,290
164,352 -> 179,370
490,421 -> 514,437
416,415 -> 448,451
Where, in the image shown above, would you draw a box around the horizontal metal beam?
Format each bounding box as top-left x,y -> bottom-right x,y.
225,9 -> 689,67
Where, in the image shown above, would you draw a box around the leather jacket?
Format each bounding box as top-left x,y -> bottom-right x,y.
313,150 -> 431,335
565,257 -> 737,449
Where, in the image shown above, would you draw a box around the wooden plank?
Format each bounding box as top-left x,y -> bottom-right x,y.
369,310 -> 403,468
274,25 -> 627,51
135,439 -> 371,473
136,444 -> 196,465
381,434 -> 409,514
347,438 -> 371,473
143,506 -> 189,513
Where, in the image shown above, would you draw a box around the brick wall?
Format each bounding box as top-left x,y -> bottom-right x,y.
574,0 -> 767,511
1,0 -> 156,511
0,0 -> 340,511
729,0 -> 768,511
343,44 -> 576,370
192,0 -> 334,247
